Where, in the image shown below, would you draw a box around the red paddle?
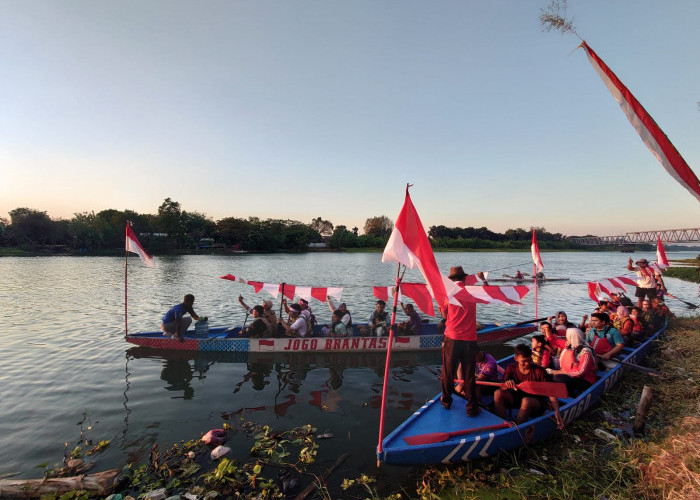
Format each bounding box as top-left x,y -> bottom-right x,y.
403,422 -> 512,446
476,380 -> 569,399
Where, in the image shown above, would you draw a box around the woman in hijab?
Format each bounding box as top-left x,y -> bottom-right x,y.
613,305 -> 634,342
547,328 -> 597,394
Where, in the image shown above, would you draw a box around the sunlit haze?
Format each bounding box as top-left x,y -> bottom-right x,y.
1,1 -> 698,236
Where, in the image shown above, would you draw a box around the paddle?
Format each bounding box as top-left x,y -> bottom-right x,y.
403,422 -> 512,446
476,380 -> 569,399
201,313 -> 248,345
665,293 -> 699,309
512,316 -> 550,327
598,355 -> 660,376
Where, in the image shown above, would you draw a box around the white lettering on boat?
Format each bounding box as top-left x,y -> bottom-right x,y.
561,393 -> 592,423
281,337 -> 389,351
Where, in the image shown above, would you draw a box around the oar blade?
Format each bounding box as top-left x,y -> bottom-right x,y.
403,431 -> 450,446
517,381 -> 568,399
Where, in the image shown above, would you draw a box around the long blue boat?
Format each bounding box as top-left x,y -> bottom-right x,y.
377,321 -> 666,466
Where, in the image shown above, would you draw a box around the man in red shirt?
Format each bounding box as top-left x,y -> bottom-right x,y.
439,266 -> 480,416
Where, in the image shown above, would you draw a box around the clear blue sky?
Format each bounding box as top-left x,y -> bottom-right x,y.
1,1 -> 698,236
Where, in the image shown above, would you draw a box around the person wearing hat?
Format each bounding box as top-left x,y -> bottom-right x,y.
279,302 -> 310,337
627,258 -> 666,307
439,266 -> 480,417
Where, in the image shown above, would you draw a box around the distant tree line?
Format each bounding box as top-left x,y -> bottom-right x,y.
0,199 -> 583,254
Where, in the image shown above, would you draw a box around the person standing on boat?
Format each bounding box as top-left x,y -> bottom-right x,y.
628,258 -> 666,308
439,266 -> 480,417
278,303 -> 309,337
494,344 -> 564,429
161,294 -> 200,340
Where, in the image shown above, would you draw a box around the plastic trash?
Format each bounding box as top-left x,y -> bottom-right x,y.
594,428 -> 617,441
144,488 -> 167,500
210,445 -> 231,459
316,433 -> 333,439
202,429 -> 226,446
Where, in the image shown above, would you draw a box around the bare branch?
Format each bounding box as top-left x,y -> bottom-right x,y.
539,0 -> 582,40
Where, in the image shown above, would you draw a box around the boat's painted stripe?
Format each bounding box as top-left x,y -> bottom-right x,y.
460,435 -> 481,461
479,432 -> 496,457
442,438 -> 467,464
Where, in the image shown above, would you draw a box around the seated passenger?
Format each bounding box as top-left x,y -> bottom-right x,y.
514,270 -> 525,280
585,312 -> 625,361
240,305 -> 268,338
628,306 -> 646,342
328,309 -> 348,337
613,305 -> 634,342
649,297 -> 674,331
493,344 -> 564,429
398,302 -> 423,335
540,321 -> 564,368
550,311 -> 575,336
547,328 -> 597,394
368,299 -> 389,337
531,334 -> 551,368
278,303 -> 310,338
239,296 -> 277,336
327,296 -> 352,332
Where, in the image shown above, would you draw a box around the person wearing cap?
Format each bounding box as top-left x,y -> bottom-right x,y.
439,266 -> 480,417
278,303 -> 310,337
627,257 -> 666,308
327,296 -> 352,332
238,295 -> 277,336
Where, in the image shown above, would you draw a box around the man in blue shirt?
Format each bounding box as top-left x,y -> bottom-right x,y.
161,294 -> 200,340
585,312 -> 624,362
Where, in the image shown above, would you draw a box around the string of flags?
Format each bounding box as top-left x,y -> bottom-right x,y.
220,273 -> 533,317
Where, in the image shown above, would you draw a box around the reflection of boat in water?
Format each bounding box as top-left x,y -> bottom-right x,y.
125,345 -> 443,416
125,322 -> 537,353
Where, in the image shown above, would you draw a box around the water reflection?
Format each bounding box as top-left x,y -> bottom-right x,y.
125,346 -> 441,417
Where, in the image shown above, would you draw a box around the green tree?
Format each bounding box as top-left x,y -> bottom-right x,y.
157,198 -> 184,248
363,216 -> 393,238
8,208 -> 57,245
183,211 -> 216,248
327,225 -> 358,249
310,217 -> 334,238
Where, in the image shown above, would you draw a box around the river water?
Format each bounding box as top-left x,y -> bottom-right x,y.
0,251 -> 696,486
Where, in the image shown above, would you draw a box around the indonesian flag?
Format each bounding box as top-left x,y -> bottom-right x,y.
655,237 -> 670,270
125,225 -> 154,267
382,186 -> 460,308
587,282 -> 605,302
531,229 -> 544,274
581,41 -> 700,203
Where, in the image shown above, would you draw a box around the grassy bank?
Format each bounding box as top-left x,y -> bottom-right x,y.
380,316 -> 699,500
664,264 -> 700,283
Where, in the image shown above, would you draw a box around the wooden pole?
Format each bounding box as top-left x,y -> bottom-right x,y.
0,469 -> 122,498
294,452 -> 350,500
633,385 -> 654,435
124,223 -> 129,336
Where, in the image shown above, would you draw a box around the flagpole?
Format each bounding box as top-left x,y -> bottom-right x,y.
279,283 -> 286,321
377,263 -> 404,462
124,223 -> 129,337
534,261 -> 538,319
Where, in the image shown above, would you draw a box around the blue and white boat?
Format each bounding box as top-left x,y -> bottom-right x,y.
377,322 -> 666,466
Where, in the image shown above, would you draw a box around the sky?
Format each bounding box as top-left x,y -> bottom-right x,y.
1,1 -> 699,237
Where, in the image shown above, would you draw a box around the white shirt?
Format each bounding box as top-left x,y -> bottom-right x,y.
290,317 -> 308,337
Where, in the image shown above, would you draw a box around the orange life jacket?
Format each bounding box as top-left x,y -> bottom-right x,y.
559,348 -> 597,385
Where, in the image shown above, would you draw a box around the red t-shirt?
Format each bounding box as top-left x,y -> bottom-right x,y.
443,284 -> 477,341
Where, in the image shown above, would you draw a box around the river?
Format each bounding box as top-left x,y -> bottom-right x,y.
0,251 -> 696,488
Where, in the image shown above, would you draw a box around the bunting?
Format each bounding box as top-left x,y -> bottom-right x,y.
586,275 -> 638,302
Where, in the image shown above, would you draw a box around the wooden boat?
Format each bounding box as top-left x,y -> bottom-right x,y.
125,322 -> 537,353
377,321 -> 667,466
488,278 -> 570,283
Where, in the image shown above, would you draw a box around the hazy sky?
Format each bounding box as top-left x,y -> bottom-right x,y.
1,1 -> 698,236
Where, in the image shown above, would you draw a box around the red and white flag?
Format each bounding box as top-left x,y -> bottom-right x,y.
382,186 -> 460,308
587,282 -> 605,302
581,41 -> 700,203
655,237 -> 670,270
125,225 -> 154,267
531,229 -> 544,273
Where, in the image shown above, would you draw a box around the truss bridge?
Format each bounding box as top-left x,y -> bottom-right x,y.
570,228 -> 700,246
